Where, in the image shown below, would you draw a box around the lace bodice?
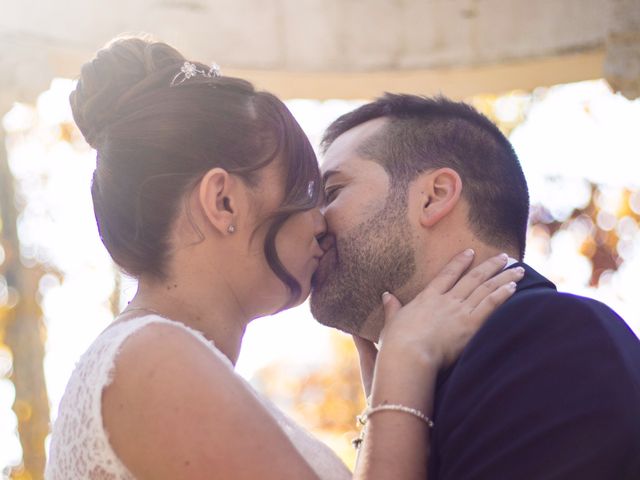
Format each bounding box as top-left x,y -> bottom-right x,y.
45,315 -> 350,479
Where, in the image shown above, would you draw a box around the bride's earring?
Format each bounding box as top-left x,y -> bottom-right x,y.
227,224 -> 236,234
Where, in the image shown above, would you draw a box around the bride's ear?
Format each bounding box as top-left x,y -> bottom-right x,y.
416,168 -> 462,228
197,168 -> 238,235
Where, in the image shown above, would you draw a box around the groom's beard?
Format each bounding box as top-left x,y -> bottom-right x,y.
310,195 -> 416,336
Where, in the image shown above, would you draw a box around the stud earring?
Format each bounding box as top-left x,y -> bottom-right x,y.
227,224 -> 236,234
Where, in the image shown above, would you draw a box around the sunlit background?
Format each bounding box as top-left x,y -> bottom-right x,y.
1,76 -> 639,478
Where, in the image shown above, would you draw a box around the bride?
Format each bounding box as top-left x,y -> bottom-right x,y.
45,36 -> 523,479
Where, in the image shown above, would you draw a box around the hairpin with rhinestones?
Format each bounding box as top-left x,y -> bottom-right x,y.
171,61 -> 222,86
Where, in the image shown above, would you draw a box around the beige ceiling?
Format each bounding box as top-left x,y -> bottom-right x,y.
1,0 -> 638,112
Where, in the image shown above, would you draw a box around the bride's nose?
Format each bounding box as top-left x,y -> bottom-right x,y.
310,209 -> 334,253
312,208 -> 327,238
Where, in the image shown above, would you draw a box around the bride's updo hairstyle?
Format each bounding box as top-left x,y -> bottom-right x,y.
71,36 -> 321,306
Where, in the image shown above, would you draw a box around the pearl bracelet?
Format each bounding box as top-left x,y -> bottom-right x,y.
352,403 -> 434,449
359,404 -> 435,428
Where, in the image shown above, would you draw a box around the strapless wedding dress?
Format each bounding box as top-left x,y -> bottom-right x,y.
45,314 -> 350,479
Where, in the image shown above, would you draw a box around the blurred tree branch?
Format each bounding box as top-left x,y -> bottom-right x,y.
0,129 -> 49,480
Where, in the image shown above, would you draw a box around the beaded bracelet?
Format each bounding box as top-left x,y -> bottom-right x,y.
352,403 -> 434,449
359,404 -> 435,427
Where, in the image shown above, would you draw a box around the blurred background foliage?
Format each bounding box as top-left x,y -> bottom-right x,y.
1,79 -> 639,477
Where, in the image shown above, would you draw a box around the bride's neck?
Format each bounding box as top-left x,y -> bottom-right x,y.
125,272 -> 248,366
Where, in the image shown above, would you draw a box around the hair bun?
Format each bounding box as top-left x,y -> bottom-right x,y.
70,36 -> 185,149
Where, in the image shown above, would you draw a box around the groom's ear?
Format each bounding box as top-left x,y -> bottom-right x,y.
417,168 -> 463,228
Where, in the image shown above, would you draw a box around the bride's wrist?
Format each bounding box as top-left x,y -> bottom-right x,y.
375,347 -> 440,384
378,338 -> 443,371
371,348 -> 439,408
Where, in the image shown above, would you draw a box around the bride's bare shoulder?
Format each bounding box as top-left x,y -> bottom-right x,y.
102,320 -> 320,480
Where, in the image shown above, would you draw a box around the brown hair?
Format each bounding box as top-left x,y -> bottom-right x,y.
71,36 -> 321,307
322,94 -> 529,260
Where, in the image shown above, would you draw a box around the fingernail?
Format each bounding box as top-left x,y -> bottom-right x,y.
381,291 -> 391,303
464,248 -> 475,257
499,253 -> 509,262
515,267 -> 525,276
507,282 -> 517,291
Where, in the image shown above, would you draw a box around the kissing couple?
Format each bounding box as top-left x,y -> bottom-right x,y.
46,37 -> 640,479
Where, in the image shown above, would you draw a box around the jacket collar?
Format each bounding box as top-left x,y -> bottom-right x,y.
508,262 -> 556,293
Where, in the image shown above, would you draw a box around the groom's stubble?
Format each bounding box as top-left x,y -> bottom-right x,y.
310,190 -> 416,338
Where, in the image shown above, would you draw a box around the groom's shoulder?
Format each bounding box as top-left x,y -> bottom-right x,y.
457,268 -> 640,385
503,283 -> 627,333
487,263 -> 635,344
438,262 -> 640,407
430,266 -> 640,479
435,269 -> 640,436
502,285 -> 633,347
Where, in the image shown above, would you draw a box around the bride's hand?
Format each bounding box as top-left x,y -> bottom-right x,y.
379,250 -> 524,371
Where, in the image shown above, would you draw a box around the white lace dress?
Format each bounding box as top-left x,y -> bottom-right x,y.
45,315 -> 351,479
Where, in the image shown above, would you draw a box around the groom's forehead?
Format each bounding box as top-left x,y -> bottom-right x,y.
321,153 -> 390,194
320,151 -> 378,187
320,117 -> 388,173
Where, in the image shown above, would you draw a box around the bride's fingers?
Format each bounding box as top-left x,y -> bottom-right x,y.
465,267 -> 524,308
470,281 -> 518,323
447,253 -> 509,300
419,249 -> 476,296
381,291 -> 402,321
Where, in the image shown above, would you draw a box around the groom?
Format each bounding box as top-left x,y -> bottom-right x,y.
310,95 -> 640,479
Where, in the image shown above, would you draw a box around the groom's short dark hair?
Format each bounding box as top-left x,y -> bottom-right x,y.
321,94 -> 530,260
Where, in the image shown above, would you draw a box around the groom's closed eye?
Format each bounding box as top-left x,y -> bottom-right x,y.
321,168 -> 346,206
324,186 -> 342,205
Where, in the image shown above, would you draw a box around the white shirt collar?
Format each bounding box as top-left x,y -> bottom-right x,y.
505,257 -> 519,268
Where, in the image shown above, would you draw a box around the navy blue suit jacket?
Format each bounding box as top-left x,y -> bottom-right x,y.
428,263 -> 640,479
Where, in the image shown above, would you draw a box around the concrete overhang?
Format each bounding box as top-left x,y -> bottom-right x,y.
1,0 -> 638,112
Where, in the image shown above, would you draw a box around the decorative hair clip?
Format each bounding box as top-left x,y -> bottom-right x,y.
171,61 -> 222,86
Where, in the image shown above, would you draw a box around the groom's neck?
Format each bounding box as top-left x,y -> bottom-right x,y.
396,242 -> 517,314
355,241 -> 518,343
